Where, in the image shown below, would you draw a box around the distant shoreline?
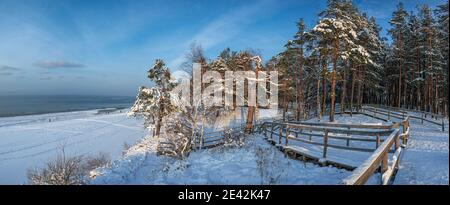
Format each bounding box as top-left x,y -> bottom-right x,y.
0,95 -> 135,118
0,106 -> 130,118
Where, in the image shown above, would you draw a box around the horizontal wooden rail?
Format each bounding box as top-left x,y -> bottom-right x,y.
365,104 -> 408,114
262,110 -> 410,184
287,121 -> 395,130
284,123 -> 394,136
362,106 -> 406,119
364,105 -> 445,131
343,129 -> 401,185
369,104 -> 445,119
289,130 -> 380,142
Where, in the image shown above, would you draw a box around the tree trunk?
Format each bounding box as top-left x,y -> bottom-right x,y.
282,84 -> 288,121
317,74 -> 322,121
340,61 -> 348,114
329,40 -> 339,122
357,66 -> 365,110
245,59 -> 260,134
155,114 -> 162,137
398,34 -> 403,108
350,66 -> 356,117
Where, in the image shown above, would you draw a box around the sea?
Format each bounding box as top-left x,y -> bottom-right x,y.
0,95 -> 135,117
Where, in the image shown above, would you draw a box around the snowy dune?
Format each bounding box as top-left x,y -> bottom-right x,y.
1,108 -> 447,185
0,109 -> 147,184
91,135 -> 352,185
92,112 -> 448,185
91,114 -> 390,185
394,117 -> 449,185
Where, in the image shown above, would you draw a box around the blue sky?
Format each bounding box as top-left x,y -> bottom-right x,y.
0,0 -> 445,96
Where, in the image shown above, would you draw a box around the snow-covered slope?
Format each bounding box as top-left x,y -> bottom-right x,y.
0,109 -> 147,184
91,112 -> 448,185
91,135 -> 351,185
393,117 -> 449,185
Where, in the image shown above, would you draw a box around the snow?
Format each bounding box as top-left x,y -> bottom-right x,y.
393,113 -> 449,185
91,114 -> 387,185
91,110 -> 448,185
2,105 -> 446,185
0,109 -> 147,184
91,135 -> 351,185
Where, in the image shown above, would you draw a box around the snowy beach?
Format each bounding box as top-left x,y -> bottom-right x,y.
0,109 -> 147,184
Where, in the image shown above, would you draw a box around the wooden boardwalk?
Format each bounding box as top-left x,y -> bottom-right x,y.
261,105 -> 447,185
158,104 -> 447,185
262,113 -> 407,185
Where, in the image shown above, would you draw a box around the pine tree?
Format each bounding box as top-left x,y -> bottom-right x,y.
312,0 -> 361,121
388,3 -> 409,108
290,19 -> 307,120
130,59 -> 177,137
435,1 -> 449,116
417,5 -> 443,114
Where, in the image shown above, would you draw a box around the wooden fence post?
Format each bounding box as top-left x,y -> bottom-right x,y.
442,117 -> 445,132
394,131 -> 400,150
264,123 -> 267,138
285,126 -> 290,146
421,113 -> 424,124
279,124 -> 283,144
376,134 -> 380,148
402,121 -> 408,145
270,124 -> 274,140
323,130 -> 329,158
201,137 -> 205,148
381,152 -> 389,184
346,127 -> 350,146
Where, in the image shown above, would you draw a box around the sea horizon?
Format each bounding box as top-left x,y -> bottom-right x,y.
0,95 -> 135,117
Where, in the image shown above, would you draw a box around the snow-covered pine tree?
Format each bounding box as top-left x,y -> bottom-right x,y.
388,3 -> 409,108
312,0 -> 360,121
129,59 -> 177,137
291,19 -> 307,120
417,5 -> 443,114
406,12 -> 422,109
434,1 -> 449,116
354,15 -> 384,109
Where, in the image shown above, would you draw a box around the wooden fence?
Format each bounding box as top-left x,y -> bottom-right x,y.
342,129 -> 403,185
159,104 -> 415,184
261,112 -> 410,184
367,104 -> 446,119
362,105 -> 445,131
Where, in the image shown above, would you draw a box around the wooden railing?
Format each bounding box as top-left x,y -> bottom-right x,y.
362,105 -> 445,131
262,120 -> 408,156
368,104 -> 446,119
343,129 -> 402,185
261,112 -> 410,185
192,124 -> 247,149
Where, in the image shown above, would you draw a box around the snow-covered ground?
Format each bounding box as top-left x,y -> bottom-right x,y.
91,114 -> 386,185
0,109 -> 147,184
91,135 -> 351,185
393,116 -> 449,185
1,106 -> 446,185
91,111 -> 448,185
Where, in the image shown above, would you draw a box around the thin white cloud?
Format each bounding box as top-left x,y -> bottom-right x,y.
33,60 -> 85,69
0,65 -> 23,77
39,76 -> 54,80
0,65 -> 21,71
0,72 -> 13,76
168,0 -> 276,69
